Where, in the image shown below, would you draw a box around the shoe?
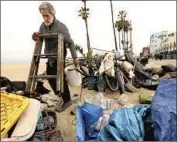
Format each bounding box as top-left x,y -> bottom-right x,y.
55,101 -> 72,112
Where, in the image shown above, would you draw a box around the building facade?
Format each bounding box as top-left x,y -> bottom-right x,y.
149,31 -> 168,56
159,32 -> 176,59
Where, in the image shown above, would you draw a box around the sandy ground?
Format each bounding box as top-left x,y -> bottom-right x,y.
1,59 -> 176,141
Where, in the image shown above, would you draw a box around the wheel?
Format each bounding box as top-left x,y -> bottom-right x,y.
104,74 -> 119,92
116,70 -> 125,94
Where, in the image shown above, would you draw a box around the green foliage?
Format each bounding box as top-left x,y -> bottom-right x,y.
87,48 -> 93,59
75,44 -> 83,54
78,7 -> 90,20
115,10 -> 131,32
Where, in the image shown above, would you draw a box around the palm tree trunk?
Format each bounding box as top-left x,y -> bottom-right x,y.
110,0 -> 118,50
84,1 -> 90,51
126,31 -> 128,50
118,30 -> 121,50
124,31 -> 126,50
129,29 -> 132,51
85,19 -> 90,50
121,29 -> 124,50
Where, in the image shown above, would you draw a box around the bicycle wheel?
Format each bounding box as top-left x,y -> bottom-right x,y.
116,70 -> 125,94
104,74 -> 119,92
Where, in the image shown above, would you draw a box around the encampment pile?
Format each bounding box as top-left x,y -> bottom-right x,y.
76,78 -> 177,141
0,78 -> 64,141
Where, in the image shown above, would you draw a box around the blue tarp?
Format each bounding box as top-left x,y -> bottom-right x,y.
151,78 -> 176,141
76,103 -> 103,141
97,105 -> 148,141
76,102 -> 149,141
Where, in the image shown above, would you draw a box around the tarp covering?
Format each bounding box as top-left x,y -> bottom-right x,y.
76,103 -> 149,141
151,78 -> 176,141
76,103 -> 103,141
97,105 -> 148,141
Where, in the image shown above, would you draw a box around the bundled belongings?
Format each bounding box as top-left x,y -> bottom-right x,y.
0,76 -> 50,98
168,71 -> 177,78
151,79 -> 176,141
76,102 -> 155,141
161,64 -> 177,73
124,50 -> 135,65
139,56 -> 148,66
96,105 -> 151,141
41,93 -> 64,109
133,63 -> 159,90
30,109 -> 63,141
121,61 -> 135,79
99,52 -> 115,77
0,76 -> 26,93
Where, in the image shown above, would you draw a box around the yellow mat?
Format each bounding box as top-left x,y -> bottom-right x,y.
1,92 -> 30,138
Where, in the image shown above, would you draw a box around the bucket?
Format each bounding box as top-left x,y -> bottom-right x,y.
64,65 -> 82,87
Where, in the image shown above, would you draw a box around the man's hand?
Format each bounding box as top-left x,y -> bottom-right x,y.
32,32 -> 40,41
73,58 -> 79,66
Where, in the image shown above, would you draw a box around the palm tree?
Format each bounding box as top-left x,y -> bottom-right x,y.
123,20 -> 130,50
117,10 -> 127,50
78,1 -> 94,75
110,0 -> 118,51
78,0 -> 90,51
115,10 -> 128,50
115,20 -> 122,50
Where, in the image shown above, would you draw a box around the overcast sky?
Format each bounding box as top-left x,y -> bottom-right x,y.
1,1 -> 176,63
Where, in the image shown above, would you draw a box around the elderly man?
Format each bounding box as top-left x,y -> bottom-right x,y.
32,2 -> 78,112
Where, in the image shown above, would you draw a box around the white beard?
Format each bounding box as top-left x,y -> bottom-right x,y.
44,21 -> 53,26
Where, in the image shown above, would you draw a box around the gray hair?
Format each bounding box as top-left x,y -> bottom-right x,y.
39,2 -> 56,16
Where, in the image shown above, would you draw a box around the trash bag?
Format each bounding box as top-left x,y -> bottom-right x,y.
76,103 -> 103,141
0,76 -> 20,92
139,57 -> 148,66
134,75 -> 159,90
11,81 -> 26,91
161,64 -> 177,72
142,107 -> 155,141
151,79 -> 176,141
97,105 -> 148,141
135,63 -> 152,79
